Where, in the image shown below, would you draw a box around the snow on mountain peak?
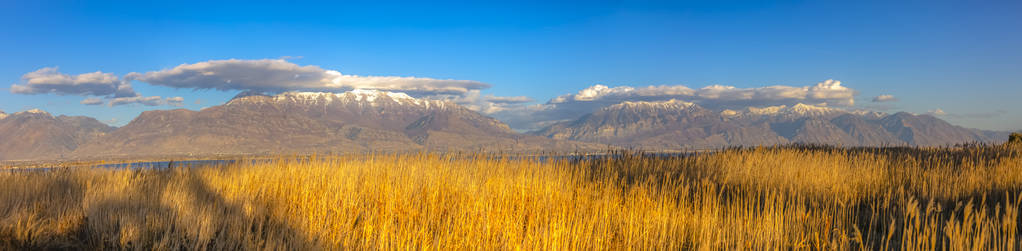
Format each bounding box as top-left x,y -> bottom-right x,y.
720,109 -> 740,117
786,103 -> 837,116
11,109 -> 52,117
851,110 -> 888,118
229,89 -> 447,109
746,105 -> 787,115
741,103 -> 843,117
608,99 -> 695,111
346,89 -> 415,104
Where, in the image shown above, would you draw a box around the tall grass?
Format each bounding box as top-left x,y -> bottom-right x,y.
1,145 -> 1021,249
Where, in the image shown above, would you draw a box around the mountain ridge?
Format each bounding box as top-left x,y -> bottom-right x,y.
69,90 -> 598,159
533,100 -> 1006,149
0,110 -> 115,160
0,93 -> 1012,160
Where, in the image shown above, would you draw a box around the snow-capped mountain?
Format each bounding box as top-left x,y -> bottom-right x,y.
533,99 -> 1006,149
70,90 -> 600,158
850,110 -> 888,119
737,103 -> 843,118
228,90 -> 449,110
745,105 -> 787,116
535,99 -> 784,148
784,103 -> 842,117
1,90 -> 1010,159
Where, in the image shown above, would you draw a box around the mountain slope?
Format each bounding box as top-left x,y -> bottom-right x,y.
534,101 -> 1005,149
0,110 -> 115,160
74,90 -> 598,158
770,118 -> 857,145
536,100 -> 792,149
878,112 -> 991,145
830,114 -> 904,145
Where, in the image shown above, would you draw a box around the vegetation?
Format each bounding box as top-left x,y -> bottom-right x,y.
1011,132 -> 1022,144
2,145 -> 1022,249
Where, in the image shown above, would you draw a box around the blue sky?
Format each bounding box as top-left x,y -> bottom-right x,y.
2,1 -> 1020,131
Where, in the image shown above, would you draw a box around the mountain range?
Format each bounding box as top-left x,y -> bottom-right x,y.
70,90 -> 601,159
0,109 -> 115,160
533,100 -> 1008,149
0,91 -> 1012,160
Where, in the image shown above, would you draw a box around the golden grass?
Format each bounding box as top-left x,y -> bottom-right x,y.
1,145 -> 1021,250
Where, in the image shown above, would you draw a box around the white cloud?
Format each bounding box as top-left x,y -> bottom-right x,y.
550,80 -> 855,107
108,96 -> 183,107
551,84 -> 695,103
17,59 -> 490,109
80,97 -> 104,105
10,67 -> 138,97
484,95 -> 533,104
429,90 -> 532,114
807,80 -> 855,102
872,94 -> 897,102
692,80 -> 855,106
126,59 -> 490,95
165,96 -> 184,106
928,108 -> 946,116
490,104 -> 567,131
492,79 -> 860,131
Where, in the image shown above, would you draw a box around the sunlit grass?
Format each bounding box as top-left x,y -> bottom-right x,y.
2,145 -> 1021,249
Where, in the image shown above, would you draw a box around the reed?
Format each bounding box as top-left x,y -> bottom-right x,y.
1,145 -> 1020,250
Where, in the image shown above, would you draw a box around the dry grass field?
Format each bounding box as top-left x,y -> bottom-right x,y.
2,144 -> 1022,250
